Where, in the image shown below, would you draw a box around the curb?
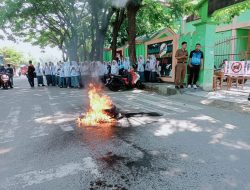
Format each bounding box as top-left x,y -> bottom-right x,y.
144,83 -> 179,96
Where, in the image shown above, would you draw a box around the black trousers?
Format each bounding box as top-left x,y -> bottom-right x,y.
28,76 -> 35,87
188,65 -> 200,85
145,71 -> 150,82
45,75 -> 52,86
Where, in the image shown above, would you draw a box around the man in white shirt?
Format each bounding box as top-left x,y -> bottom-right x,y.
35,62 -> 45,86
44,62 -> 52,86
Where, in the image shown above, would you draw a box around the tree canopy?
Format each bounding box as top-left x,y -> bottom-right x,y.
0,47 -> 25,66
0,0 -> 248,63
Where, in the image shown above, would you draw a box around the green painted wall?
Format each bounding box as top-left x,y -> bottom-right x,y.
183,20 -> 200,34
123,43 -> 145,59
124,47 -> 129,58
236,9 -> 250,23
103,50 -> 112,62
236,29 -> 249,60
136,44 -> 145,57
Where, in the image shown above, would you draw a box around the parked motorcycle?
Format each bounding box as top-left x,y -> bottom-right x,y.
0,73 -> 10,89
105,69 -> 145,91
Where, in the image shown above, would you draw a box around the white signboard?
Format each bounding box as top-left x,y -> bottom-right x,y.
224,61 -> 245,76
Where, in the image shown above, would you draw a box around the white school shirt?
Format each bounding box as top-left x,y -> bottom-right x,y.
111,64 -> 119,75
51,65 -> 56,75
59,66 -> 64,77
44,66 -> 51,75
137,60 -> 145,72
149,60 -> 156,72
63,63 -> 71,77
70,64 -> 79,77
36,66 -> 43,76
55,65 -> 61,76
123,61 -> 131,71
103,65 -> 109,75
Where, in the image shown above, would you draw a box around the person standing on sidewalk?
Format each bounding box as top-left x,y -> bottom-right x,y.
188,43 -> 204,89
27,61 -> 35,88
175,42 -> 188,89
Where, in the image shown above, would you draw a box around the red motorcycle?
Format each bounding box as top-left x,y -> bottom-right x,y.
105,69 -> 144,91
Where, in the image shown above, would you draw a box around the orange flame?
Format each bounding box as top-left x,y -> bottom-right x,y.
79,83 -> 115,126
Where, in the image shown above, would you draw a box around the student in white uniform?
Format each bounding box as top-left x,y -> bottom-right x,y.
111,60 -> 119,75
51,62 -> 56,86
59,62 -> 65,88
123,57 -> 131,72
137,56 -> 145,82
63,61 -> 71,88
145,59 -> 150,82
36,62 -> 45,86
149,55 -> 157,82
44,62 -> 52,86
55,62 -> 61,86
70,61 -> 80,88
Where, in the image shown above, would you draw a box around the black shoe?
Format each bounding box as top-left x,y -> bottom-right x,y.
180,85 -> 184,89
175,86 -> 180,89
248,95 -> 250,101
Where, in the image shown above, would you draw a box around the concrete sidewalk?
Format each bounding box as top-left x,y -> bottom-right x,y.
144,82 -> 250,112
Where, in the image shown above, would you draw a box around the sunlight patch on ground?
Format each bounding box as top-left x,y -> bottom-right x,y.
191,115 -> 219,124
34,113 -> 76,125
154,119 -> 202,137
0,148 -> 12,155
220,141 -> 250,150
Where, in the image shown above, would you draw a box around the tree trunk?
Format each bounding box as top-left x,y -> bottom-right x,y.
66,32 -> 79,62
111,24 -> 119,60
62,48 -> 67,62
127,2 -> 141,65
94,30 -> 105,61
111,9 -> 126,60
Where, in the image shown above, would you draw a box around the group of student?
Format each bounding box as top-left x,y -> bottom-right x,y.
113,55 -> 162,83
26,61 -> 80,88
34,61 -> 82,88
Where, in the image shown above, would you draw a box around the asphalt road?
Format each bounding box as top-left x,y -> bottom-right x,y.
0,77 -> 250,190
